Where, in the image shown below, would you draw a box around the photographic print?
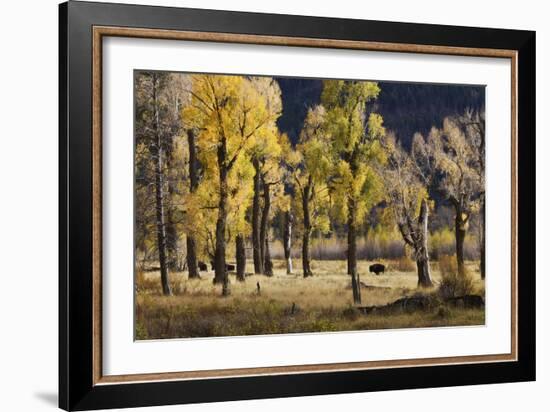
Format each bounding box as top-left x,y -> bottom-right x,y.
60,4 -> 534,408
134,71 -> 486,340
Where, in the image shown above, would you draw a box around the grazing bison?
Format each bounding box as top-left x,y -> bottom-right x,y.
369,263 -> 385,275
197,261 -> 208,271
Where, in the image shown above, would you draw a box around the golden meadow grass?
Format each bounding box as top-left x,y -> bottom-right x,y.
136,259 -> 485,339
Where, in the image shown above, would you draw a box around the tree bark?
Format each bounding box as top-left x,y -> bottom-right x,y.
302,179 -> 313,278
264,237 -> 273,276
416,259 -> 432,287
347,197 -> 361,304
152,75 -> 172,296
261,178 -> 273,276
302,231 -> 312,278
454,206 -> 467,277
186,237 -> 199,279
186,129 -> 200,279
252,158 -> 263,274
283,211 -> 293,274
214,137 -> 230,296
416,199 -> 433,287
165,153 -> 179,271
236,234 -> 246,281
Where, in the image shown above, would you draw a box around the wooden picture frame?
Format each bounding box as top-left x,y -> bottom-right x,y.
59,1 -> 535,410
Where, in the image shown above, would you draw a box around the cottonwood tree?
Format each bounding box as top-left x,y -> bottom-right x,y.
260,156 -> 286,276
282,210 -> 294,274
428,113 -> 485,277
135,72 -> 184,296
180,163 -> 216,271
278,136 -> 297,275
185,128 -> 201,278
381,133 -> 434,287
245,77 -> 283,275
457,109 -> 486,278
183,141 -> 254,278
163,127 -> 192,272
162,74 -> 192,272
259,133 -> 290,277
183,75 -> 278,295
183,75 -> 245,294
229,156 -> 255,281
288,105 -> 332,277
322,80 -> 385,304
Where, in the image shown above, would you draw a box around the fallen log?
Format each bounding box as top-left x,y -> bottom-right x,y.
357,294 -> 484,315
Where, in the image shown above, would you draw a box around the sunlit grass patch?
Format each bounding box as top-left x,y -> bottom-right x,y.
136,258 -> 484,339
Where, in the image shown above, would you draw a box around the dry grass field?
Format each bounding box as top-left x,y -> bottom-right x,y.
135,258 -> 485,340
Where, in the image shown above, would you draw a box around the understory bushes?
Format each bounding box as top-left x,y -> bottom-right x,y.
270,226 -> 479,261
437,254 -> 475,299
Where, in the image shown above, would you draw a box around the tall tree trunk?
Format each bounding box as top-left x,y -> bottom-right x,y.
480,194 -> 486,280
454,206 -> 467,277
347,141 -> 360,277
165,153 -> 179,271
236,234 -> 246,281
152,76 -> 172,296
348,197 -> 361,304
302,231 -> 312,278
416,199 -> 433,287
261,179 -> 273,276
283,211 -> 293,274
302,180 -> 313,278
252,158 -> 263,274
214,139 -> 230,296
186,129 -> 200,279
416,259 -> 432,287
186,237 -> 199,279
264,237 -> 273,276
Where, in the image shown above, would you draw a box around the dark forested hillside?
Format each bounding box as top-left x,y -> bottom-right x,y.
275,77 -> 323,141
276,77 -> 485,147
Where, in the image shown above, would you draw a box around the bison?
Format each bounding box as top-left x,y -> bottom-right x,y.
369,263 -> 385,275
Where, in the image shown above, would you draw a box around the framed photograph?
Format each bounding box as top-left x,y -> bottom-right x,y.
59,1 -> 535,410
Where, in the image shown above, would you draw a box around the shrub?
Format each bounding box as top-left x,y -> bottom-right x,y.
136,269 -> 145,287
171,280 -> 187,295
342,305 -> 361,321
430,227 -> 480,260
310,237 -> 346,260
439,272 -> 475,299
438,255 -> 474,299
391,256 -> 416,272
438,254 -> 457,275
436,305 -> 452,319
271,231 -> 406,261
135,269 -> 159,293
361,227 -> 405,260
430,227 -> 455,259
135,321 -> 148,340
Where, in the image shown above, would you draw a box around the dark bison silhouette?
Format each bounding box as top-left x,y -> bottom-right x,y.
197,261 -> 208,271
369,263 -> 385,275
